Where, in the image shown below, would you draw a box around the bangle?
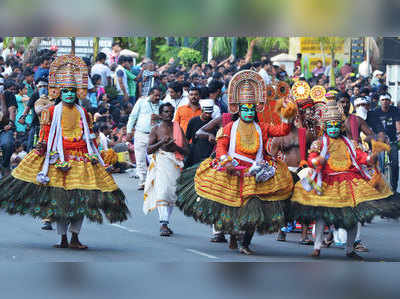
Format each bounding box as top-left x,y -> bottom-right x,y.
219,155 -> 232,166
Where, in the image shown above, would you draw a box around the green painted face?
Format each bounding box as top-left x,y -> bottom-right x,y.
239,104 -> 256,123
61,88 -> 76,104
326,121 -> 341,138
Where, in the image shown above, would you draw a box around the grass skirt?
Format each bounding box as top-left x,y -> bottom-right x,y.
176,164 -> 289,234
0,150 -> 130,223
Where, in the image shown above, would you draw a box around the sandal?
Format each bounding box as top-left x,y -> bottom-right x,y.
239,247 -> 254,255
354,242 -> 369,252
300,239 -> 314,246
346,251 -> 364,261
277,231 -> 286,242
322,239 -> 334,248
210,234 -> 227,243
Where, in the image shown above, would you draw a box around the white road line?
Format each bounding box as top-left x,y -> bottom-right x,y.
186,249 -> 218,259
109,223 -> 139,233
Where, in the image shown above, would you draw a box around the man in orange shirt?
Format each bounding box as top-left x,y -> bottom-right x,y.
174,87 -> 202,133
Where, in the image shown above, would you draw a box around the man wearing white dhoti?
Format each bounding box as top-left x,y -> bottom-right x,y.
143,103 -> 189,236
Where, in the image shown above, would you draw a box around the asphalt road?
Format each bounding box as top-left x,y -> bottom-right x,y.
0,173 -> 399,262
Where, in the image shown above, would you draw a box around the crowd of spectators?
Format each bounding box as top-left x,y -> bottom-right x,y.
0,41 -> 398,186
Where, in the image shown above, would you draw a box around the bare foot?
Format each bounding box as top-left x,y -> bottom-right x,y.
69,241 -> 88,250
311,249 -> 320,258
69,233 -> 88,250
54,235 -> 68,248
229,234 -> 238,250
277,230 -> 286,242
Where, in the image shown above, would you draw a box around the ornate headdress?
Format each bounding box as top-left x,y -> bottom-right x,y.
291,82 -> 327,110
48,55 -> 88,100
321,99 -> 344,124
227,70 -> 267,113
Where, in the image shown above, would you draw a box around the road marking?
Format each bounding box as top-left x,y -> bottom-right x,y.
186,249 -> 218,259
109,223 -> 139,233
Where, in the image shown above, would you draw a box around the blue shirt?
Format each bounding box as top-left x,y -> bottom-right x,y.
34,67 -> 49,82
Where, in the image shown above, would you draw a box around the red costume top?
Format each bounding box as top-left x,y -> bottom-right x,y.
307,137 -> 369,186
39,105 -> 96,159
216,121 -> 291,167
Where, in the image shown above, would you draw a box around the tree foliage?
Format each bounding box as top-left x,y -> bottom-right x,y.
314,37 -> 346,87
212,37 -> 289,61
178,47 -> 202,67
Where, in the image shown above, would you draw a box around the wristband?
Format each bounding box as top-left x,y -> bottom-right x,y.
219,155 -> 232,166
311,157 -> 321,168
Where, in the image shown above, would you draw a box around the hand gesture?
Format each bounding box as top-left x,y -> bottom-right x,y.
225,162 -> 240,176
208,134 -> 216,144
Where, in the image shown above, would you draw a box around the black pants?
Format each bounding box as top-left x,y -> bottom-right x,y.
390,142 -> 399,192
0,130 -> 15,169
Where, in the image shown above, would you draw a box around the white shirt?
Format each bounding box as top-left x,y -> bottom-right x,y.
358,61 -> 372,78
258,68 -> 271,85
91,63 -> 111,87
2,48 -> 15,60
99,132 -> 110,151
115,65 -> 128,96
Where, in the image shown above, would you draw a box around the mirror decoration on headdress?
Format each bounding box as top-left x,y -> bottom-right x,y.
48,55 -> 89,100
276,81 -> 290,99
291,81 -> 311,101
310,85 -> 326,102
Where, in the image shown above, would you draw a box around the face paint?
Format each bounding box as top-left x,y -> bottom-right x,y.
326,121 -> 341,138
239,104 -> 256,123
61,88 -> 76,104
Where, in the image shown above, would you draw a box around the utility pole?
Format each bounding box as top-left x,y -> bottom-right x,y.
145,37 -> 152,59
231,37 -> 237,60
208,37 -> 213,62
183,37 -> 189,47
365,37 -> 371,76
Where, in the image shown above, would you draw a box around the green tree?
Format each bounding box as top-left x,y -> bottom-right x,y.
178,47 -> 202,67
93,37 -> 100,60
315,37 -> 346,87
212,37 -> 289,61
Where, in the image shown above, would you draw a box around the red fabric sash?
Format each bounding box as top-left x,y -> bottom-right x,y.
349,114 -> 359,143
173,121 -> 184,161
222,113 -> 232,127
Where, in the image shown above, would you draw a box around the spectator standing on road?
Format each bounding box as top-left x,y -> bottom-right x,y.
367,93 -> 400,192
126,87 -> 162,190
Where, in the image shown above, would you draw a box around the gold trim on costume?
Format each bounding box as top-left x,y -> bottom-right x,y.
194,158 -> 293,207
12,151 -> 119,192
236,122 -> 260,155
291,177 -> 393,208
327,138 -> 352,171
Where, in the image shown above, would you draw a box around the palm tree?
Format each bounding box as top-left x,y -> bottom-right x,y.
315,37 -> 346,87
212,37 -> 289,61
93,37 -> 100,60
